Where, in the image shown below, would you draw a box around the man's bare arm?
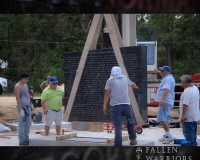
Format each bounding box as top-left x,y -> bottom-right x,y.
41,99 -> 48,115
41,99 -> 47,109
103,90 -> 111,114
40,83 -> 44,90
131,82 -> 139,89
181,104 -> 188,122
14,85 -> 22,110
104,90 -> 111,107
154,68 -> 163,77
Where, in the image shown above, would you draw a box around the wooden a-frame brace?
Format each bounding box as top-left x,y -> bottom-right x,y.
63,14 -> 145,125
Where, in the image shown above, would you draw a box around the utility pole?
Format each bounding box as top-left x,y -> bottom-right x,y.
122,14 -> 137,47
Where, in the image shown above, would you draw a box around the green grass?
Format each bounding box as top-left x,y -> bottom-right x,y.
0,110 -> 4,117
1,92 -> 15,97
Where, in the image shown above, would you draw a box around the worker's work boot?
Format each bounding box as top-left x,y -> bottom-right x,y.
19,141 -> 29,146
130,139 -> 137,145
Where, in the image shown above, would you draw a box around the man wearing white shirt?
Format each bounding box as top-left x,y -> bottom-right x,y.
179,75 -> 199,146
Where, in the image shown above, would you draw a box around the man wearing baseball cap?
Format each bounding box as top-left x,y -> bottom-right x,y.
154,66 -> 176,144
41,76 -> 64,136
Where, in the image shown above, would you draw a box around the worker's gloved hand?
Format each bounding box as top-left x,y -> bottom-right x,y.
20,109 -> 25,117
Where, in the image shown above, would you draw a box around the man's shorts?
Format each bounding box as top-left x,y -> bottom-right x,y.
157,102 -> 173,122
44,108 -> 62,126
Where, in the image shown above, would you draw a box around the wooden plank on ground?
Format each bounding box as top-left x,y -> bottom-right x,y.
0,136 -> 11,139
40,131 -> 57,136
39,129 -> 77,136
0,134 -> 18,136
62,129 -> 78,132
56,132 -> 77,140
107,135 -> 128,144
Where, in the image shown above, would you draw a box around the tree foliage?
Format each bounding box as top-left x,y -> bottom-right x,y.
1,14 -> 200,91
137,14 -> 200,81
0,14 -> 94,92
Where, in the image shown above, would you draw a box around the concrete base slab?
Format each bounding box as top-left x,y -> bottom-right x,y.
0,136 -> 19,146
29,134 -> 154,146
4,121 -> 72,131
2,126 -> 200,146
71,121 -> 89,131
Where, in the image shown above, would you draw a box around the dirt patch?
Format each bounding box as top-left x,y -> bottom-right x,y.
0,96 -> 43,123
0,97 -> 18,123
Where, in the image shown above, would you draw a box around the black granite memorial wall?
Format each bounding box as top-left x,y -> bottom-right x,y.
64,46 -> 147,123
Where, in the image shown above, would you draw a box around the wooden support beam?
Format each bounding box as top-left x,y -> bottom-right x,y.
107,135 -> 128,144
109,14 -> 124,47
63,14 -> 103,122
104,14 -> 144,125
56,132 -> 77,140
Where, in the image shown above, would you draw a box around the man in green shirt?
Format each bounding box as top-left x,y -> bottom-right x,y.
41,76 -> 64,136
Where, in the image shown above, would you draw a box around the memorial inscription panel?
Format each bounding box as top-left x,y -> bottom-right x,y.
64,46 -> 147,123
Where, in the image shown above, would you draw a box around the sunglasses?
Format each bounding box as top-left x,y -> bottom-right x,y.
52,82 -> 58,85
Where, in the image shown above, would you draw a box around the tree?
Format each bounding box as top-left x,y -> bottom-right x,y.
172,14 -> 200,79
145,14 -> 180,67
0,14 -> 94,92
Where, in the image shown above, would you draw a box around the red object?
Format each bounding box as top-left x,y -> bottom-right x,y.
191,74 -> 200,83
104,122 -> 143,134
147,101 -> 159,107
104,122 -> 114,131
29,90 -> 34,97
135,124 -> 142,130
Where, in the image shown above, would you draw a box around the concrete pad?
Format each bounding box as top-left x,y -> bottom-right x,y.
2,126 -> 200,146
29,133 -> 154,146
0,136 -> 19,146
4,121 -> 71,131
71,121 -> 89,131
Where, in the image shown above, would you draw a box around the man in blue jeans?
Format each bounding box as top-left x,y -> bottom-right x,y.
179,75 -> 199,146
103,66 -> 139,146
154,66 -> 176,144
14,72 -> 32,146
